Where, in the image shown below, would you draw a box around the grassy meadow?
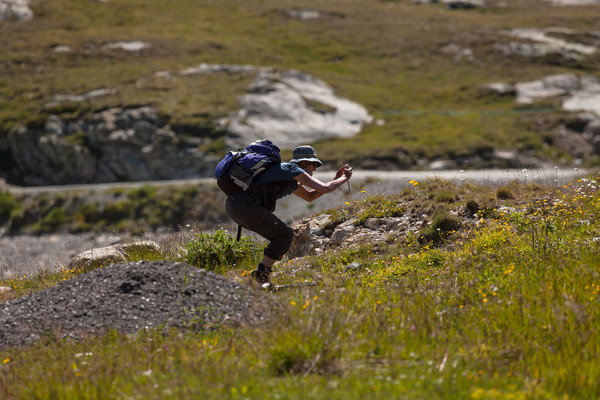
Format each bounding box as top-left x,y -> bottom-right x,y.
1,173 -> 600,399
2,0 -> 600,398
2,0 -> 600,166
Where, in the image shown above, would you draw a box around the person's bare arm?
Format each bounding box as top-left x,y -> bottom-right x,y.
293,165 -> 352,202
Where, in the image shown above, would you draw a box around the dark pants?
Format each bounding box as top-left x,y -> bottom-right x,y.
225,193 -> 294,261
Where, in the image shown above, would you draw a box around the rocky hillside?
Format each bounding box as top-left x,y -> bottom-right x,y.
2,0 -> 600,185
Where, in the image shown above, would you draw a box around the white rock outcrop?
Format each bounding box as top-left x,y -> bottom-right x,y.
0,0 -> 32,21
219,68 -> 372,149
497,28 -> 598,61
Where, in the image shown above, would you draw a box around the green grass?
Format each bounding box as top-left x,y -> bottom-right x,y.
2,0 -> 599,166
2,174 -> 600,398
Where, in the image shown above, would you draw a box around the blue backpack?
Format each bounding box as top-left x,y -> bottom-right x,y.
215,139 -> 281,195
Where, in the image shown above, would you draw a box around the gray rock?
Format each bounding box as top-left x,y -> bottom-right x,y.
99,143 -> 153,182
330,220 -> 356,245
102,41 -> 151,52
499,28 -> 597,60
44,115 -> 66,135
37,135 -> 97,183
221,68 -> 372,149
440,43 -> 474,62
552,125 -> 595,159
179,63 -> 255,76
430,160 -> 457,170
516,73 -> 579,104
68,240 -> 161,270
46,88 -> 117,108
308,213 -> 331,236
544,0 -> 600,4
143,143 -> 217,179
288,221 -> 315,259
442,0 -> 485,8
5,106 -> 219,185
287,9 -> 321,20
563,85 -> 600,116
480,82 -> 516,96
345,262 -> 364,272
0,0 -> 32,21
364,218 -> 382,231
52,45 -> 71,53
583,120 -> 600,140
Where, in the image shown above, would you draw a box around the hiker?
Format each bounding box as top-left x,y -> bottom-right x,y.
224,144 -> 353,285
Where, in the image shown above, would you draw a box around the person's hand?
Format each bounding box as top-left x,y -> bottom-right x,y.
343,165 -> 353,179
335,164 -> 349,180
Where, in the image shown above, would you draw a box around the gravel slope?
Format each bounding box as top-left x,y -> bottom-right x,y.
0,261 -> 275,348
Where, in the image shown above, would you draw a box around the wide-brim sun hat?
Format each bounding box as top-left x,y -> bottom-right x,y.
289,145 -> 323,167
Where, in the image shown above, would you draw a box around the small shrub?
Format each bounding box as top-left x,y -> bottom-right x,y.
433,190 -> 456,203
102,201 -> 134,223
182,229 -> 263,272
127,185 -> 158,201
77,203 -> 101,223
419,210 -> 461,245
355,195 -> 404,226
497,187 -> 514,200
268,330 -> 340,376
35,207 -> 67,232
465,199 -> 479,217
0,191 -> 18,222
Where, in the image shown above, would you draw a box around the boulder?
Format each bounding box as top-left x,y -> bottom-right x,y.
563,85 -> 600,117
68,240 -> 161,270
552,125 -> 595,159
516,73 -> 579,104
288,221 -> 315,259
583,120 -> 600,140
330,220 -> 356,245
500,28 -> 597,61
220,68 -> 372,149
0,0 -> 32,21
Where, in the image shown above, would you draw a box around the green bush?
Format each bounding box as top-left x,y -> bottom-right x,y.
127,185 -> 158,202
182,228 -> 264,272
0,191 -> 18,223
35,207 -> 67,232
102,201 -> 134,223
419,209 -> 461,245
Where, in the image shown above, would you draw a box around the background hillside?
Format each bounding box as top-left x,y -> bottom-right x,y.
1,0 -> 600,186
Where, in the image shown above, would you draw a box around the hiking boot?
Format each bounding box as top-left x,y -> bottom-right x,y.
250,263 -> 272,285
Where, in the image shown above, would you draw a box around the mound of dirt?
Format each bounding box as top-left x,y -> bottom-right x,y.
0,261 -> 275,348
